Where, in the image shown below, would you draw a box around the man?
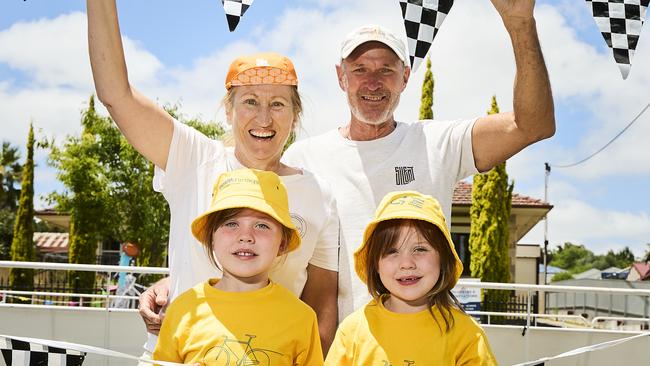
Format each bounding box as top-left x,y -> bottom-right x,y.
282,0 -> 555,319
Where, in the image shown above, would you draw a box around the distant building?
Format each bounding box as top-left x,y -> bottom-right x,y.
627,262 -> 650,281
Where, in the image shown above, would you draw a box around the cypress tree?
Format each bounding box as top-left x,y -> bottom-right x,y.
9,123 -> 35,296
469,96 -> 514,313
419,57 -> 434,120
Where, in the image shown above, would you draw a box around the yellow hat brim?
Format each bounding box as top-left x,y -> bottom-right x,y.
191,194 -> 301,254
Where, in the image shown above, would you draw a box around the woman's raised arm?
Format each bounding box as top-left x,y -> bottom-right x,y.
87,0 -> 173,169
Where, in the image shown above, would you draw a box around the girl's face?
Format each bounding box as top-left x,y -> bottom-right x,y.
227,84 -> 295,168
212,208 -> 284,287
378,224 -> 441,313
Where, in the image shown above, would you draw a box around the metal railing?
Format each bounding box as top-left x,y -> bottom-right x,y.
2,261 -> 650,330
0,261 -> 169,310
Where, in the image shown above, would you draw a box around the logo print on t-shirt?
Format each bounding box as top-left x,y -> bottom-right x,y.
395,166 -> 415,185
202,334 -> 283,365
290,213 -> 307,238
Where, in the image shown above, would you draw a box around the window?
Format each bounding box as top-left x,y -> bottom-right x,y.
451,233 -> 471,276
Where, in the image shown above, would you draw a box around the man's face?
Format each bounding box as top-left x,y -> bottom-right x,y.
337,42 -> 410,126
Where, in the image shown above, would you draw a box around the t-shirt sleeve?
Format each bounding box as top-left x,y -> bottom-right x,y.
308,178 -> 340,272
296,312 -> 324,365
324,316 -> 355,366
422,118 -> 479,182
153,118 -> 225,202
456,321 -> 498,366
153,303 -> 183,364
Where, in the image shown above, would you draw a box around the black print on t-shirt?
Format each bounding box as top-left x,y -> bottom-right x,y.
395,166 -> 415,185
382,360 -> 416,365
202,334 -> 283,365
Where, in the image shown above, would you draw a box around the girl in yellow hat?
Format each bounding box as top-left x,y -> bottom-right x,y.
326,191 -> 497,366
154,169 -> 323,366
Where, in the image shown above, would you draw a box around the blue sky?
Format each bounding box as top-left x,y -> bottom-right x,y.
2,0 -> 649,257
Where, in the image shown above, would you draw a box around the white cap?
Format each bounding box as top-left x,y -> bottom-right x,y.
340,24 -> 408,65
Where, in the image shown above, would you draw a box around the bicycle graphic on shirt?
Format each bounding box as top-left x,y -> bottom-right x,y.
382,360 -> 416,366
203,334 -> 283,366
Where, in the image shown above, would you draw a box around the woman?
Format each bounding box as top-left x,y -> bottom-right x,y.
86,1 -> 339,358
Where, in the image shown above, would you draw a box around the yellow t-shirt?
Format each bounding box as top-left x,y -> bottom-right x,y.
154,279 -> 323,366
325,298 -> 497,366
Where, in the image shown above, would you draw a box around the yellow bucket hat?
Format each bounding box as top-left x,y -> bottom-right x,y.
354,191 -> 463,286
191,169 -> 301,254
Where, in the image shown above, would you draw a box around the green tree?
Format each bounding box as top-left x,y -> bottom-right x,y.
48,97 -> 225,288
0,142 -> 23,259
469,96 -> 514,312
48,97 -> 111,292
419,57 -> 434,120
550,243 -> 636,274
9,123 -> 35,294
644,244 -> 650,262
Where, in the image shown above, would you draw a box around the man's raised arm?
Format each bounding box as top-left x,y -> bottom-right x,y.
87,0 -> 173,169
472,0 -> 555,172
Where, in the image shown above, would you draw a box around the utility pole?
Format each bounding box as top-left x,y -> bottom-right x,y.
543,163 -> 551,285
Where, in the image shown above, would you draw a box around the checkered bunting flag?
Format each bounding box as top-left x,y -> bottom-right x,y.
0,336 -> 85,366
399,0 -> 454,72
586,0 -> 649,79
221,0 -> 254,32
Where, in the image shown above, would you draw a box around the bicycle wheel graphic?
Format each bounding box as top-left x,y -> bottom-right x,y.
204,346 -> 231,366
243,348 -> 271,366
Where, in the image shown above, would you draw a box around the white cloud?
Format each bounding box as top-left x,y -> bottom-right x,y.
520,196 -> 650,258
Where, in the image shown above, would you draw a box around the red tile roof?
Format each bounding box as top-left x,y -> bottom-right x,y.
631,262 -> 650,280
34,232 -> 69,253
453,181 -> 551,207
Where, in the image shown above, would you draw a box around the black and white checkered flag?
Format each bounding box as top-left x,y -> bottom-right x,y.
586,0 -> 649,79
221,0 -> 254,32
0,336 -> 85,366
399,0 -> 454,71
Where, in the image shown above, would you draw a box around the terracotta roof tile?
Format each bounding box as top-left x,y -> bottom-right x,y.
453,181 -> 551,207
632,262 -> 650,280
33,232 -> 69,253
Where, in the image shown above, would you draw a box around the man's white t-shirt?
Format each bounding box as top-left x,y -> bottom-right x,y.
145,119 -> 339,351
282,119 -> 478,319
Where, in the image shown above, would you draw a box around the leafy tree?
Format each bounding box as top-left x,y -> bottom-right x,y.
644,244 -> 650,262
469,96 -> 514,283
47,97 -> 225,289
551,271 -> 573,282
469,96 -> 514,314
0,141 -> 22,210
48,97 -> 111,292
550,243 -> 636,274
0,142 -> 23,259
9,123 -> 35,294
419,57 -> 434,120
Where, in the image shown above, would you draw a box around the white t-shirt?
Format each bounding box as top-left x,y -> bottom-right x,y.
144,119 -> 339,351
282,119 -> 478,320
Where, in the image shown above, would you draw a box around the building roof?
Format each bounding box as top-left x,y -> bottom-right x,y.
453,181 -> 552,208
33,232 -> 69,253
574,268 -> 602,280
631,262 -> 650,280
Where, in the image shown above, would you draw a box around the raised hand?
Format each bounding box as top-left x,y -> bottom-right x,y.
489,0 -> 535,24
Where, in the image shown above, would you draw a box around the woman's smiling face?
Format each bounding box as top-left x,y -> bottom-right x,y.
227,84 -> 296,168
